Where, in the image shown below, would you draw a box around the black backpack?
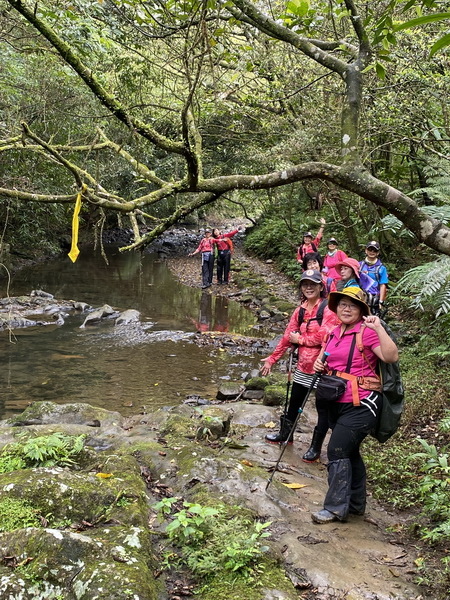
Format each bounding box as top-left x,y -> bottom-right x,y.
356,321 -> 404,443
298,298 -> 328,328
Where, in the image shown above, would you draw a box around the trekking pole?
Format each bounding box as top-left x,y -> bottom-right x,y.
265,351 -> 329,492
282,347 -> 296,419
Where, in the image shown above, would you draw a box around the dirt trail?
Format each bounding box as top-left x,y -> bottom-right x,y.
168,244 -> 299,304
232,405 -> 421,600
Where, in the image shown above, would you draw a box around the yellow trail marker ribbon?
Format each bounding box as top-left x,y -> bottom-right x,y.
68,186 -> 86,263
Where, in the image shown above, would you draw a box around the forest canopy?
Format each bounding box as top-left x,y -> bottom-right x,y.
1,0 -> 450,253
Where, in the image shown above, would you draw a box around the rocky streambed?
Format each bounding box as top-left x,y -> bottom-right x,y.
0,400 -> 422,600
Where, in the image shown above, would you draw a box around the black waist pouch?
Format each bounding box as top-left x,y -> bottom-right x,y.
315,374 -> 347,402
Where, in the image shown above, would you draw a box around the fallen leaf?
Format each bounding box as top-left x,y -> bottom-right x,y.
265,421 -> 276,428
96,472 -> 113,479
241,459 -> 254,467
282,482 -> 308,489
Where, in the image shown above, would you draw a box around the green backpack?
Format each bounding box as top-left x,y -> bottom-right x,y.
357,322 -> 405,443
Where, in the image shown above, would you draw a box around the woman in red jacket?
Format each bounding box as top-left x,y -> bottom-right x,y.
188,229 -> 215,289
212,226 -> 242,284
260,269 -> 338,444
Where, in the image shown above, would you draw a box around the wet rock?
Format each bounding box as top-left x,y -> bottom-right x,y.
245,369 -> 261,381
258,310 -> 271,320
263,384 -> 285,406
272,311 -> 288,322
73,301 -> 91,312
195,406 -> 232,440
80,304 -> 117,328
30,289 -> 54,299
115,309 -> 140,325
183,395 -> 210,406
0,313 -> 37,329
7,401 -> 125,429
216,382 -> 242,400
242,389 -> 264,400
0,401 -> 422,600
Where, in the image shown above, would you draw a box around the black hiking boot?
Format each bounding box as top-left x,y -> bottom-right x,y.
302,428 -> 327,462
265,415 -> 295,444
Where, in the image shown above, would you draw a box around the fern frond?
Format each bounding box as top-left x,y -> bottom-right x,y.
395,257 -> 450,317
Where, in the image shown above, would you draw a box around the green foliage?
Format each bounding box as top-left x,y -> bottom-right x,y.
410,157 -> 450,203
372,1 -> 450,57
439,410 -> 450,433
153,498 -> 271,582
164,502 -> 220,545
0,433 -> 86,472
0,497 -> 41,532
366,438 -> 422,509
412,438 -> 450,544
394,256 -> 450,317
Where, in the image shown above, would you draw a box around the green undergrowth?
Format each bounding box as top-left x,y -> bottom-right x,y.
152,497 -> 296,598
366,318 -> 450,599
0,497 -> 41,532
195,561 -> 296,600
0,432 -> 87,472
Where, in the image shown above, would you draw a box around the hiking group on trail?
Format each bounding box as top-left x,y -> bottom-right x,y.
187,220 -> 402,525
260,223 -> 402,525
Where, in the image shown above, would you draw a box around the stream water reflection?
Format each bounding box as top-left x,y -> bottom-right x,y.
1,248 -> 266,419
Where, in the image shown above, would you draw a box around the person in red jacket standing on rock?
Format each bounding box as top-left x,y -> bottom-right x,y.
296,218 -> 326,263
212,226 -> 243,284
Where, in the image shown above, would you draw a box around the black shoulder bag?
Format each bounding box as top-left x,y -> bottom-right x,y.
315,334 -> 357,402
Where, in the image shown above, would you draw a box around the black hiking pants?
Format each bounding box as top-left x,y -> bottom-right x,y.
216,249 -> 231,283
201,252 -> 214,287
323,393 -> 382,519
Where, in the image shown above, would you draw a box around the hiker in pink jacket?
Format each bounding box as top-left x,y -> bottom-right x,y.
323,238 -> 348,281
296,218 -> 326,262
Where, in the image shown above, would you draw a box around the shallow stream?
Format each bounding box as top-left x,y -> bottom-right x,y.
1,248 -> 265,419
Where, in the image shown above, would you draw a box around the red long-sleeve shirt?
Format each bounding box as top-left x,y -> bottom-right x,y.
194,237 -> 215,253
215,229 -> 239,251
296,232 -> 323,262
267,299 -> 339,374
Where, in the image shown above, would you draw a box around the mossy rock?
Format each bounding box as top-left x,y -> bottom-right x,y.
158,412 -> 198,439
245,376 -> 269,391
194,406 -> 232,440
0,461 -> 147,525
274,301 -> 297,313
8,401 -> 124,429
216,382 -> 241,400
263,385 -> 286,407
0,526 -> 158,600
268,372 -> 289,387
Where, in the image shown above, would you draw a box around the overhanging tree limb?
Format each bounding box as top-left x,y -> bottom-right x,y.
6,0 -> 186,157
120,192 -> 222,251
